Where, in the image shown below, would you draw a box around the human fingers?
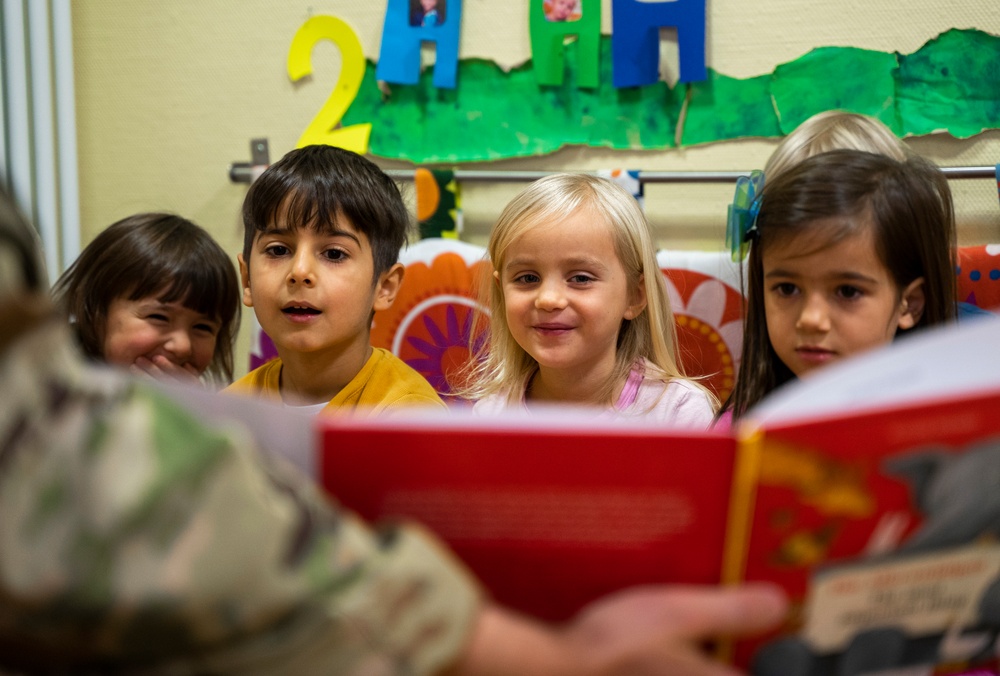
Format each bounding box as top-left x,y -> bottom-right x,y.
652,583 -> 789,641
147,355 -> 201,382
131,356 -> 161,378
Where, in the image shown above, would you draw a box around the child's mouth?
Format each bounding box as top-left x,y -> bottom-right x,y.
282,306 -> 321,315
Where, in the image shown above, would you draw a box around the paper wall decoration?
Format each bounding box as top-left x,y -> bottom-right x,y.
896,29 -> 1000,138
414,168 -> 462,239
680,71 -> 782,146
346,38 -> 686,162
377,0 -> 463,88
529,0 -> 601,87
332,28 -> 1000,163
597,168 -> 644,208
770,47 -> 899,134
611,0 -> 707,87
287,15 -> 371,153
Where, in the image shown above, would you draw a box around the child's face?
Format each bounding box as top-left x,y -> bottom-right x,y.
762,223 -> 923,378
497,211 -> 645,383
103,296 -> 220,377
239,213 -> 398,360
550,0 -> 578,20
421,0 -> 437,11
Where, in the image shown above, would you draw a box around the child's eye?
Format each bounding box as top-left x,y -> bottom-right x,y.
147,313 -> 169,322
264,244 -> 290,257
837,285 -> 865,300
513,273 -> 540,285
773,283 -> 798,297
194,323 -> 220,335
568,274 -> 594,284
323,249 -> 348,262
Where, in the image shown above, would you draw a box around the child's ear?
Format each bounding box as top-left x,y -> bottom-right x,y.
623,274 -> 648,320
238,254 -> 254,308
897,277 -> 926,330
373,263 -> 405,312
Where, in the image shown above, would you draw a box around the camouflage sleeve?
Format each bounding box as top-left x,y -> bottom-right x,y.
0,321 -> 481,675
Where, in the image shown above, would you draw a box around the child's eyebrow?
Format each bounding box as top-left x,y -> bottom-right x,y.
259,226 -> 362,247
140,299 -> 189,313
504,255 -> 607,271
503,256 -> 535,271
765,268 -> 880,284
763,268 -> 800,279
323,228 -> 362,247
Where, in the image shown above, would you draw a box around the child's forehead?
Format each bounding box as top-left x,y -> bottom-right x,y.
261,208 -> 367,241
764,215 -> 871,259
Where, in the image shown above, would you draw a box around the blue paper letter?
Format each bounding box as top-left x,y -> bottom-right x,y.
611,0 -> 706,87
377,0 -> 462,89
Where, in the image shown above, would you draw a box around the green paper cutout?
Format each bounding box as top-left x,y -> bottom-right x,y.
771,46 -> 900,134
337,29 -> 1000,163
530,0 -> 601,88
682,71 -> 781,145
345,38 -> 684,162
896,29 -> 1000,138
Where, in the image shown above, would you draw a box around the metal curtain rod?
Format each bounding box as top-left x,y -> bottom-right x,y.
228,162 -> 997,184
384,166 -> 999,182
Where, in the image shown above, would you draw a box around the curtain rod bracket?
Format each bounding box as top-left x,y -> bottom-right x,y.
229,138 -> 270,184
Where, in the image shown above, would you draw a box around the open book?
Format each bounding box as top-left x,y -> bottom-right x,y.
317,318 -> 1000,675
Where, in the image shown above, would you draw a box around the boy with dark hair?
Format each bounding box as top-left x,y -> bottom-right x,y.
227,144 -> 446,415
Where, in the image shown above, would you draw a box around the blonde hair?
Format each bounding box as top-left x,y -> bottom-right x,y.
765,111 -> 908,181
463,173 -> 714,407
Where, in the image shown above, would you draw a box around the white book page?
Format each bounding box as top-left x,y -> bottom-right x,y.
152,380 -> 317,477
745,317 -> 1000,429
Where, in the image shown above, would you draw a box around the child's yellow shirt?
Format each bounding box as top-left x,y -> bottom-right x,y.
226,347 -> 447,417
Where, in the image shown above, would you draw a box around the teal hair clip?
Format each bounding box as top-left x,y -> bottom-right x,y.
726,169 -> 764,261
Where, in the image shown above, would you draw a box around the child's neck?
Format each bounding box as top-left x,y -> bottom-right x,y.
277,343 -> 373,406
528,361 -> 626,407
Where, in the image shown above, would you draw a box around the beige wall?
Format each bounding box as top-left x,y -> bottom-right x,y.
72,1 -> 1000,376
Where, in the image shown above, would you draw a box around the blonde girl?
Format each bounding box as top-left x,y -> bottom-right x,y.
764,110 -> 908,181
465,173 -> 717,426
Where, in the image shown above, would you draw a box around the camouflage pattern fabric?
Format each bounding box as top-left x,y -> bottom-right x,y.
0,320 -> 480,674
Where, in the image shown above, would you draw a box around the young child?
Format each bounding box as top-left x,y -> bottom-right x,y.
764,110 -> 907,181
721,149 -> 957,420
464,173 -> 717,426
53,213 -> 240,385
226,144 -> 446,416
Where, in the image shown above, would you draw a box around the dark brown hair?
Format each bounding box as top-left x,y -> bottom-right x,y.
723,149 -> 956,419
53,213 -> 240,383
241,145 -> 410,280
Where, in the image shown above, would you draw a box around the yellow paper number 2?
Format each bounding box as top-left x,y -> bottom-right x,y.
287,15 -> 372,154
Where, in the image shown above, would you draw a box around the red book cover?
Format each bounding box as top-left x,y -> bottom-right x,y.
311,318 -> 1000,674
319,414 -> 736,622
728,319 -> 1000,675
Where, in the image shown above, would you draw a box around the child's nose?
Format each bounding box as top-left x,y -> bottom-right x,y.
164,330 -> 193,358
288,251 -> 314,286
796,294 -> 831,332
535,282 -> 567,311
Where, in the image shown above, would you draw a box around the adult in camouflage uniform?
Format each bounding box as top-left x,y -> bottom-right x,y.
0,186 -> 479,673
0,185 -> 786,675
